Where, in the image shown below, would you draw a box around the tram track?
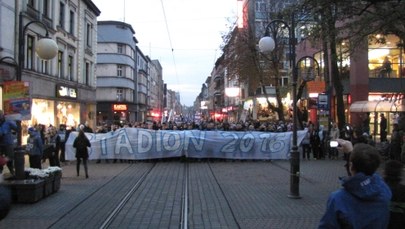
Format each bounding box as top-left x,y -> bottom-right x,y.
47,161 -> 239,228
99,163 -> 157,229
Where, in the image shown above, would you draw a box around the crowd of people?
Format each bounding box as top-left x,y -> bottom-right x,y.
1,110 -> 405,226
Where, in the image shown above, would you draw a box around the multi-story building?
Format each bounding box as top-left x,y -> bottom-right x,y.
135,47 -> 149,122
96,20 -> 138,125
147,59 -> 164,122
0,0 -> 100,142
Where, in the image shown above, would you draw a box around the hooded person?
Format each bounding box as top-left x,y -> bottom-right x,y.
26,127 -> 44,169
319,143 -> 392,228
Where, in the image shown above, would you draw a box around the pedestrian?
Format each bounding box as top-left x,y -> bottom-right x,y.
57,124 -> 68,163
310,127 -> 321,160
336,138 -> 354,176
390,123 -> 402,161
0,110 -> 19,176
383,160 -> 405,228
301,128 -> 311,160
0,172 -> 11,221
329,122 -> 340,159
380,113 -> 388,142
318,143 -> 392,228
73,125 -> 91,178
43,126 -> 60,167
26,127 -> 44,169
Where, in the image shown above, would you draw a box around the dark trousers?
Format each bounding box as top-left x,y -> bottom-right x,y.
344,152 -> 351,176
29,155 -> 42,169
302,144 -> 311,159
59,143 -> 66,162
381,130 -> 387,142
76,158 -> 89,177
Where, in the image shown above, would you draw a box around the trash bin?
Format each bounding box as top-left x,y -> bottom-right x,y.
14,147 -> 25,180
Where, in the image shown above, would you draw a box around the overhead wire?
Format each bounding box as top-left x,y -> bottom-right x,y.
160,0 -> 182,105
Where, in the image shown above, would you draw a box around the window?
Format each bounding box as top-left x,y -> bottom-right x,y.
68,55 -> 73,80
43,0 -> 49,18
117,65 -> 124,77
28,0 -> 35,7
26,35 -> 34,69
368,34 -> 403,78
86,23 -> 92,47
59,2 -> 65,29
117,89 -> 124,101
69,10 -> 75,34
40,60 -> 48,74
85,62 -> 90,85
58,51 -> 64,78
117,44 -> 124,54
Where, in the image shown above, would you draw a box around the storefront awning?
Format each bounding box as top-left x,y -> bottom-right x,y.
350,100 -> 405,112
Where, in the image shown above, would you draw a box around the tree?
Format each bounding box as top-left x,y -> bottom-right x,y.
222,14 -> 288,122
295,0 -> 405,131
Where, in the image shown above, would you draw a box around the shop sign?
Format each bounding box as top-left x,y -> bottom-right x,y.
307,81 -> 326,94
56,85 -> 77,99
113,104 -> 127,111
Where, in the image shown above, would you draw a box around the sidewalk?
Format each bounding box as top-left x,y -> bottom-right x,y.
0,159 -> 359,228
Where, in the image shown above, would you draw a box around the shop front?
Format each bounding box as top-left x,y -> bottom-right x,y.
20,84 -> 96,144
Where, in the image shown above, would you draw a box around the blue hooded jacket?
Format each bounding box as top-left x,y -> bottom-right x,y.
319,173 -> 392,229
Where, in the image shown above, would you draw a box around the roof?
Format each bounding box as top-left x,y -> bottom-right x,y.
350,100 -> 405,112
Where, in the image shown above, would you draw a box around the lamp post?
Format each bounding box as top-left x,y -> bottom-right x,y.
7,13 -> 58,179
18,13 -> 58,81
258,15 -> 301,198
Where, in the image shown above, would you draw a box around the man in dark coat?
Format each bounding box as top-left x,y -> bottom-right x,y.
380,113 -> 388,142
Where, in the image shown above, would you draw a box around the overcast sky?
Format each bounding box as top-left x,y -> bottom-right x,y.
92,0 -> 239,106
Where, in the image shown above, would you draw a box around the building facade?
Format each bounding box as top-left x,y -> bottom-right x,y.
96,20 -> 137,125
0,0 -> 100,143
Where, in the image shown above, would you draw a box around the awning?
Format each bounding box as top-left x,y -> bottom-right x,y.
350,100 -> 405,112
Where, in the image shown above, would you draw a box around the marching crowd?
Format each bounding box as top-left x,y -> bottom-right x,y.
1,111 -> 405,227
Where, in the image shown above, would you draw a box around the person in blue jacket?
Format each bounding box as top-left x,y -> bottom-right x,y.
319,143 -> 392,229
0,110 -> 19,176
26,127 -> 44,169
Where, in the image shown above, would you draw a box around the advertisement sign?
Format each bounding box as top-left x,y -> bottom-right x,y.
2,81 -> 31,120
318,93 -> 329,110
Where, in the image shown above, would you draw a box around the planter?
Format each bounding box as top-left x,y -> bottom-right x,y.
52,171 -> 62,193
43,174 -> 54,197
4,179 -> 44,203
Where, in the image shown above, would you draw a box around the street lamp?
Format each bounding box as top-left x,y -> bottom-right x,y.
17,13 -> 58,81
4,13 -> 58,179
258,16 -> 301,199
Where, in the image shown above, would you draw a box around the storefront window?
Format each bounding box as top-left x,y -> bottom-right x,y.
368,34 -> 403,78
56,101 -> 80,128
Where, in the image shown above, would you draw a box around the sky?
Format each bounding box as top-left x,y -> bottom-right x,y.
92,0 -> 239,106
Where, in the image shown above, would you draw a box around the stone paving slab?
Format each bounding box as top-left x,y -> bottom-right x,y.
0,159 -> 368,229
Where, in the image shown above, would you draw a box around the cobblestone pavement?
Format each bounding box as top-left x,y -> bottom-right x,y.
0,158 -> 356,229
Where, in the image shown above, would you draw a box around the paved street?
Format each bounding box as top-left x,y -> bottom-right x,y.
0,158 -> 356,229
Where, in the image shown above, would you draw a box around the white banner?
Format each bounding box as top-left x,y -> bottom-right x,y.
65,128 -> 307,160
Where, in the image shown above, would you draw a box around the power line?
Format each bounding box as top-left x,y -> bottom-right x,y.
160,0 -> 182,104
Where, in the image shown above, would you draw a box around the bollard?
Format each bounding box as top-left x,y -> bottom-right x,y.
14,146 -> 25,180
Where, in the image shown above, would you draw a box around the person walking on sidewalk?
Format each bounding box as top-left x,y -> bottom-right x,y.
73,125 -> 91,178
318,143 -> 392,229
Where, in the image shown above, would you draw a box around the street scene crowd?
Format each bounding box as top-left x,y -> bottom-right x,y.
1,111 -> 405,227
